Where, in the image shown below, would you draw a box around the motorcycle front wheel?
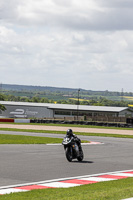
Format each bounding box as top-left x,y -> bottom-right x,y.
65,147 -> 73,162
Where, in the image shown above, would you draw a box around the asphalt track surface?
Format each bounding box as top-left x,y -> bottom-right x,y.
0,130 -> 133,188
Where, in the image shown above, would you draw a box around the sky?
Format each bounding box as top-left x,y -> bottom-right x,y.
0,0 -> 133,92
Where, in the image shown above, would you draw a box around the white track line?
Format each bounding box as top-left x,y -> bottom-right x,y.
0,169 -> 133,190
47,141 -> 103,145
122,198 -> 133,200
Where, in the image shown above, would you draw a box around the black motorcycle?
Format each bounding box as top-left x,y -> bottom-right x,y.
62,136 -> 84,162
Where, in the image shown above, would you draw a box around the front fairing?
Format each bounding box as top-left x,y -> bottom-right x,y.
62,137 -> 74,146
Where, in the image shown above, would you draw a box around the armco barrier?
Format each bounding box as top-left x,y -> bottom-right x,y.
14,119 -> 30,123
0,119 -> 30,123
0,118 -> 14,123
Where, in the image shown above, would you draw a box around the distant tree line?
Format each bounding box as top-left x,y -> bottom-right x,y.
2,84 -> 133,97
0,93 -> 133,107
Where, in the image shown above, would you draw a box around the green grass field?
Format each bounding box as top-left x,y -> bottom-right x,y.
0,134 -> 89,144
1,178 -> 133,200
0,134 -> 63,144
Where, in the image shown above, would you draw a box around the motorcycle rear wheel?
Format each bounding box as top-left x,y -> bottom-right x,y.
77,150 -> 84,162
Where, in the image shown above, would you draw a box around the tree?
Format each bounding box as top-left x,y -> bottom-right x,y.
32,96 -> 40,103
0,104 -> 6,112
40,98 -> 49,103
0,94 -> 6,101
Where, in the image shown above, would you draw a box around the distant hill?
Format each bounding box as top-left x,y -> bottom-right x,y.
1,84 -> 133,98
1,84 -> 87,92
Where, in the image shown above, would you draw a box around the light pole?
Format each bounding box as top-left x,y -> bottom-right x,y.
77,89 -> 80,120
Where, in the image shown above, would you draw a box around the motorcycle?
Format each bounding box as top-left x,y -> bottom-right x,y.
62,136 -> 84,162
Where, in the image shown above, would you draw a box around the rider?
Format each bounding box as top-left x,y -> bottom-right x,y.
65,129 -> 82,151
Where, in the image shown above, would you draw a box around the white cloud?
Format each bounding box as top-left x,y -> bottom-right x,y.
0,0 -> 133,91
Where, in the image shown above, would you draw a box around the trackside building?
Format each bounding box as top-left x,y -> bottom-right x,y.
0,101 -> 133,120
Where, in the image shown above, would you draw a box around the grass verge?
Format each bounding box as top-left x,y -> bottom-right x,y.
0,134 -> 63,144
0,134 -> 89,144
0,127 -> 133,139
1,178 -> 133,200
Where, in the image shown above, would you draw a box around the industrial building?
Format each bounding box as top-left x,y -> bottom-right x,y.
0,101 -> 133,121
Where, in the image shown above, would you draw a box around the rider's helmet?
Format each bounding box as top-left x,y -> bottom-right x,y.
66,129 -> 73,137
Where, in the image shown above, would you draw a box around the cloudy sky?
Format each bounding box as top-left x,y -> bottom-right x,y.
0,0 -> 133,92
